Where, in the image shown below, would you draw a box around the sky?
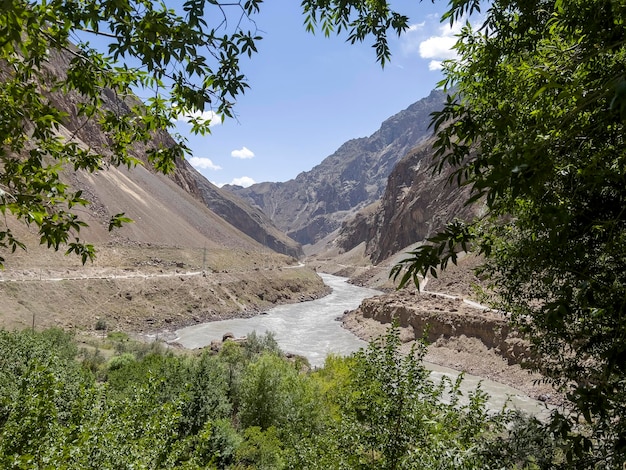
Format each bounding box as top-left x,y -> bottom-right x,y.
171,1 -> 459,187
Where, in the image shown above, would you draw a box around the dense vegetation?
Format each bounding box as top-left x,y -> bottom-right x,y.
389,0 -> 626,468
0,327 -> 562,469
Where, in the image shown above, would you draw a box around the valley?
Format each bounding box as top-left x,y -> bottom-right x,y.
2,1 -> 623,466
0,84 -> 552,406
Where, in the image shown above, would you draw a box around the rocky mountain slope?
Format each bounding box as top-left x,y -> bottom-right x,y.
334,137 -> 480,264
0,44 -> 325,334
174,165 -> 302,258
41,46 -> 301,259
225,89 -> 446,246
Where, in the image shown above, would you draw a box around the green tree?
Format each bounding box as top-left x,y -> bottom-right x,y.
237,351 -> 322,439
289,325 -> 514,470
105,349 -> 232,438
0,0 -> 409,265
1,0 -> 253,263
0,327 -> 565,468
233,426 -> 285,470
391,0 -> 626,467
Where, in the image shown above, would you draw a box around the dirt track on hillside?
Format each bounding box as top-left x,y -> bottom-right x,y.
0,243 -> 328,335
0,266 -> 328,334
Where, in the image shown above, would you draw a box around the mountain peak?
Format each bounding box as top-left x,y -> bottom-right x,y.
226,90 -> 447,246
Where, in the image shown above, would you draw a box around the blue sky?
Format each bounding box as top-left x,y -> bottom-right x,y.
172,1 -> 459,187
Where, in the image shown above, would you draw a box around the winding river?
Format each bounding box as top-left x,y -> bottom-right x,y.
175,273 -> 552,418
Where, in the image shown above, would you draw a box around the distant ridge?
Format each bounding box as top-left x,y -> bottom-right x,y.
225,89 -> 446,246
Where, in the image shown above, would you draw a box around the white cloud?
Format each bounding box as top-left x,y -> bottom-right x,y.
419,34 -> 458,61
213,176 -> 256,188
188,157 -> 222,170
176,109 -> 222,127
231,176 -> 256,187
399,14 -> 462,69
231,147 -> 255,159
399,21 -> 426,55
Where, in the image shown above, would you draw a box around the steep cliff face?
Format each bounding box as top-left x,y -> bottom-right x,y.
335,137 -> 480,264
226,89 -> 447,246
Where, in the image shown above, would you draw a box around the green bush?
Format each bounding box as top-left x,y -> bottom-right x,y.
0,327 -> 570,469
107,352 -> 136,371
238,352 -> 322,440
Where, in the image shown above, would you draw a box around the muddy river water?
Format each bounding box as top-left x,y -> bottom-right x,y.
175,273 -> 552,418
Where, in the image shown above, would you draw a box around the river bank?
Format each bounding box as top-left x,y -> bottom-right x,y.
172,273 -> 379,367
0,263 -> 329,334
341,293 -> 562,406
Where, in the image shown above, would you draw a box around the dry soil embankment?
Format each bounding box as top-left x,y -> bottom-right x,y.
0,243 -> 328,336
342,288 -> 560,404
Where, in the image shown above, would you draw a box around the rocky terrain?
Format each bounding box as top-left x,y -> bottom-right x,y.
334,136 -> 480,263
0,44 -> 323,336
173,163 -> 303,258
40,46 -> 301,259
226,89 -> 446,246
343,302 -> 559,405
0,227 -> 328,335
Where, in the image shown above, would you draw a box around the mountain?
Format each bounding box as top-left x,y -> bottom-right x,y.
333,137 -> 479,264
171,164 -> 302,258
40,46 -> 302,259
225,89 -> 447,246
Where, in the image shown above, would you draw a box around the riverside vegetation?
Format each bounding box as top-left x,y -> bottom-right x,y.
0,326 -> 562,469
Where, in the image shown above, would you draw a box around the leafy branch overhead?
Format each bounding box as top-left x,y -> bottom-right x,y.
0,0 -> 265,265
301,0 -> 410,67
390,1 -> 626,467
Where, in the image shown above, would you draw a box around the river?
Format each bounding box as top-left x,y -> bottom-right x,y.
174,273 -> 552,418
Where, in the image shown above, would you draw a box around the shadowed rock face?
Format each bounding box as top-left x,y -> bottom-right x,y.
225,89 -> 447,246
334,137 -> 480,264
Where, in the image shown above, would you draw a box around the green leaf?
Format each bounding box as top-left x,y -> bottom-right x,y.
108,213 -> 134,231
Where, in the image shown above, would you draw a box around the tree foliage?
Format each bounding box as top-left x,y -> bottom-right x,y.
391,0 -> 626,467
305,325 -> 508,469
0,327 -> 558,469
5,0 -> 623,465
301,0 -> 410,67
